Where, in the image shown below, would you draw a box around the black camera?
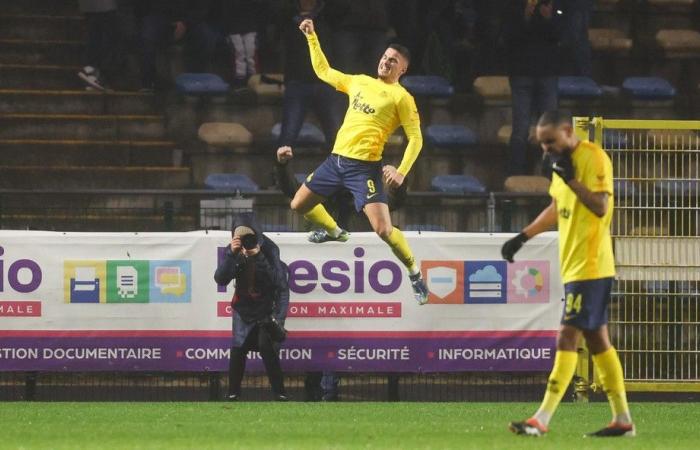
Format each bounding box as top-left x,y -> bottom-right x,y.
240,233 -> 259,250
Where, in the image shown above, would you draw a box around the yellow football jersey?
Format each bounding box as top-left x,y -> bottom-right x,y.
306,33 -> 422,175
549,140 -> 616,283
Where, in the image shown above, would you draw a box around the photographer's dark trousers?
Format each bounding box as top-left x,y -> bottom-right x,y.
228,325 -> 285,397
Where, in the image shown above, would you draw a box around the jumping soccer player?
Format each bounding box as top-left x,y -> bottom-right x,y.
502,110 -> 634,437
292,18 -> 428,304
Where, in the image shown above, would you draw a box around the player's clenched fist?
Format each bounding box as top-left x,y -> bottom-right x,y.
382,165 -> 404,188
299,19 -> 314,35
277,146 -> 294,164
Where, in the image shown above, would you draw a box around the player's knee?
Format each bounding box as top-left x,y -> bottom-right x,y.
290,198 -> 305,214
583,328 -> 611,354
556,326 -> 579,351
374,224 -> 393,240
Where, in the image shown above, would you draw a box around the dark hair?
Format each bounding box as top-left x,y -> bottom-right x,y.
537,109 -> 573,128
388,43 -> 411,65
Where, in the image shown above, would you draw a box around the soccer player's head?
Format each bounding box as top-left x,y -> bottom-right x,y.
378,44 -> 410,83
536,109 -> 576,156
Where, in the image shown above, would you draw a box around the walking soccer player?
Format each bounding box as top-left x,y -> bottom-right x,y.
291,18 -> 428,305
502,110 -> 635,437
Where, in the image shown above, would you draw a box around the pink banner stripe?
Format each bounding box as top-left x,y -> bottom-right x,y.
0,330 -> 558,338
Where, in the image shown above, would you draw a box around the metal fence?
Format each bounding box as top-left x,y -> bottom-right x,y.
579,118 -> 700,393
0,189 -> 549,234
0,371 -> 550,403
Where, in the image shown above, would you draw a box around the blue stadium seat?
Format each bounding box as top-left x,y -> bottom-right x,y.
204,173 -> 259,192
622,77 -> 677,100
430,175 -> 486,194
614,179 -> 637,198
175,73 -> 230,95
425,125 -> 478,148
558,76 -> 603,99
400,76 -> 455,98
271,122 -> 325,145
654,179 -> 699,196
403,224 -> 447,232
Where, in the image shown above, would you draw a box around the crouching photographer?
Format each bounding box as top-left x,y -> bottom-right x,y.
214,214 -> 290,401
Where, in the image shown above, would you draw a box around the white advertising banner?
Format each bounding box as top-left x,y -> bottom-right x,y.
0,230 -> 563,372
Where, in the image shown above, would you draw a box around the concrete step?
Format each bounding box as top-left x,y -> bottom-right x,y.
0,89 -> 160,115
0,166 -> 191,189
0,213 -> 196,232
0,0 -> 79,15
0,113 -> 167,140
0,38 -> 83,65
0,64 -> 83,89
0,14 -> 84,40
0,139 -> 178,167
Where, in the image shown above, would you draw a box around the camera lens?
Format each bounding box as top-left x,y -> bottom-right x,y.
241,234 -> 258,250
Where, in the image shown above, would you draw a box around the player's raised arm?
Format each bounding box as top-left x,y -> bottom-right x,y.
299,18 -> 352,93
392,94 -> 423,185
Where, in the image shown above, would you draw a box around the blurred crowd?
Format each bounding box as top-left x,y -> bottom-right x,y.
77,0 -> 592,94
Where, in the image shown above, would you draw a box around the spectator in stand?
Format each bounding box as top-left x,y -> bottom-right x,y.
325,0 -> 389,75
134,0 -> 223,91
275,0 -> 342,151
185,1 -> 225,74
223,0 -> 267,88
560,0 -> 592,77
472,0 -> 508,76
386,0 -> 419,63
502,0 -> 563,175
78,0 -> 122,91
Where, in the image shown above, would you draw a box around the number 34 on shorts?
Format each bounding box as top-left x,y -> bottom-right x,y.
564,293 -> 582,320
560,277 -> 613,330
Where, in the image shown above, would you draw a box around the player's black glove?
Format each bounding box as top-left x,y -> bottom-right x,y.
501,232 -> 529,263
550,151 -> 575,183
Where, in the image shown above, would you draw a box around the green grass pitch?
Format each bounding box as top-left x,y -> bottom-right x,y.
0,402 -> 696,449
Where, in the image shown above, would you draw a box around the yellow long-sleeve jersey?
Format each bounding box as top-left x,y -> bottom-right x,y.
549,140 -> 616,283
305,32 -> 423,176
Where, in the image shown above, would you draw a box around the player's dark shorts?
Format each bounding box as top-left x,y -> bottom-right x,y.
561,277 -> 613,331
304,154 -> 387,212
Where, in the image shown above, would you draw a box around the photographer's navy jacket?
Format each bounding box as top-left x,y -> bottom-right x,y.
214,215 -> 289,347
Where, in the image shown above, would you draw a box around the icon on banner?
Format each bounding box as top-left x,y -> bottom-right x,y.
465,261 -> 507,304
507,261 -> 550,303
421,261 -> 464,304
65,261 -> 106,303
107,260 -> 149,303
117,266 -> 138,298
149,260 -> 191,303
427,266 -> 456,299
155,266 -> 186,296
70,267 -> 100,302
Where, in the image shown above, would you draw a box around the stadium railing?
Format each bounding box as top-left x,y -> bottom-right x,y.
0,189 -> 550,234
573,117 -> 700,397
0,371 -> 551,403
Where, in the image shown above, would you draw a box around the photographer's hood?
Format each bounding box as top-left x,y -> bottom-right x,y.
231,213 -> 264,247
